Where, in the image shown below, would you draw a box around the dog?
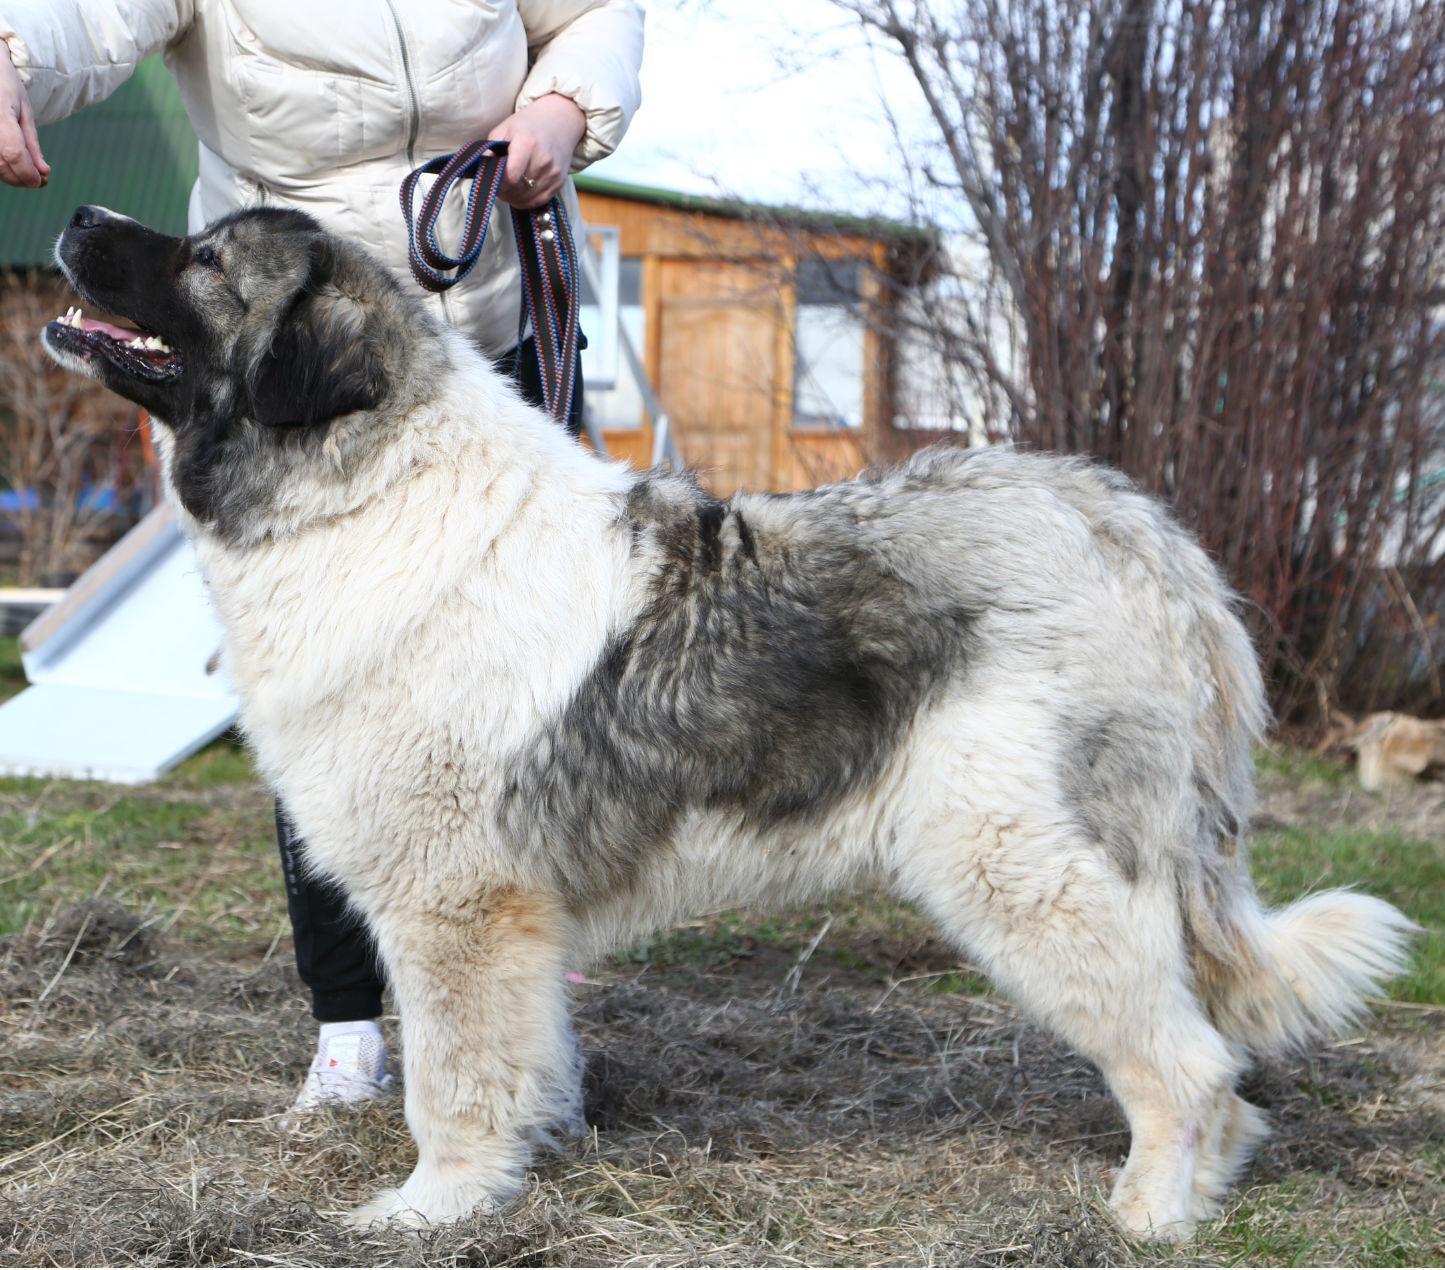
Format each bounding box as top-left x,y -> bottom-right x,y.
43,204 -> 1414,1240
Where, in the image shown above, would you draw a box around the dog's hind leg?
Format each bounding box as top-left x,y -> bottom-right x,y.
1188,1086 -> 1269,1223
899,813 -> 1243,1242
1088,1002 -> 1244,1241
347,888 -> 576,1229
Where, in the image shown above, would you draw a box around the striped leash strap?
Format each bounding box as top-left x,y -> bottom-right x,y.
400,138 -> 581,424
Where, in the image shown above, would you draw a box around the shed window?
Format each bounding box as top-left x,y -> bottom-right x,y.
793,259 -> 864,430
584,257 -> 647,429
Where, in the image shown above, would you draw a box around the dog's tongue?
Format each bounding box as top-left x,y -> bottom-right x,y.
80,316 -> 144,341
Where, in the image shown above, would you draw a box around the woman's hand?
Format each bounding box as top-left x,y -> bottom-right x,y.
490,93 -> 586,209
0,47 -> 48,188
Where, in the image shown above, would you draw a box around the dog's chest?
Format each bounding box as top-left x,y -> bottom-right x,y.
192,480 -> 642,884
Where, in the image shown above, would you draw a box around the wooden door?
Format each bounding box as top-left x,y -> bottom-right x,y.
657,260 -> 781,495
784,430 -> 871,489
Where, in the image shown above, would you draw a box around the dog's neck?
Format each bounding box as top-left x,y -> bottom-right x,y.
172,326 -> 641,720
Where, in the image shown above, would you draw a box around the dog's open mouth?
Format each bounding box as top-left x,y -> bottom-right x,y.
45,307 -> 183,383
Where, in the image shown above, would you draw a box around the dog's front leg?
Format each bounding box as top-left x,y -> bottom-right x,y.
348,888 -> 575,1229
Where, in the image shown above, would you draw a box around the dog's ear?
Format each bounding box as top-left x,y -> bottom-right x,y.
246,241 -> 385,427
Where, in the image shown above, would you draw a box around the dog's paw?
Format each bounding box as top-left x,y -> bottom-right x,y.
346,1188 -> 430,1231
1108,1194 -> 1197,1244
345,1186 -> 494,1232
1108,1172 -> 1198,1243
345,1167 -> 518,1230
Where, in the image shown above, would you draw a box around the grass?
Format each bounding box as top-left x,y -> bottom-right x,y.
0,734 -> 281,945
1255,745 -> 1352,786
1204,1182 -> 1445,1267
10,732 -> 1436,1003
617,896 -> 982,989
0,635 -> 275,942
0,634 -> 26,701
3,887 -> 1440,1267
0,625 -> 1440,1265
0,781 -> 282,944
1251,825 -> 1444,1004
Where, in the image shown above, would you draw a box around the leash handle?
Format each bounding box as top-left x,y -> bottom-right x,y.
400,138 -> 580,424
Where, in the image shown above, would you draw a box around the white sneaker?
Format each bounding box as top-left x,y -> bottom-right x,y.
282,1021 -> 394,1126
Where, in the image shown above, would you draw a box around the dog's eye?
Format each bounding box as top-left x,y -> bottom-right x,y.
193,245 -> 223,272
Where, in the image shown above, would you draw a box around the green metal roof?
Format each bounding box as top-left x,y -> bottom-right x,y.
0,57 -> 197,268
573,172 -> 932,244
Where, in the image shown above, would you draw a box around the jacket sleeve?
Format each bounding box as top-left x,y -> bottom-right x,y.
515,0 -> 643,172
0,0 -> 193,124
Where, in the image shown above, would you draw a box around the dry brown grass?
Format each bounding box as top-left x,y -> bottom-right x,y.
1,887 -> 1441,1267
1,742 -> 1442,1265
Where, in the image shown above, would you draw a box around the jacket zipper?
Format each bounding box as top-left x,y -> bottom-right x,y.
383,0 -> 457,326
383,0 -> 421,166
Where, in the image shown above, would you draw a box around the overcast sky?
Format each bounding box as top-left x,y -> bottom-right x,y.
589,0 -> 934,216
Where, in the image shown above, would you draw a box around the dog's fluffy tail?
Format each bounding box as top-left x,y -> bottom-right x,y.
1201,888 -> 1416,1055
1176,563 -> 1414,1055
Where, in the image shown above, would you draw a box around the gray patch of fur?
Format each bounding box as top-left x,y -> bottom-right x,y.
497,469 -> 981,902
1058,712 -> 1187,883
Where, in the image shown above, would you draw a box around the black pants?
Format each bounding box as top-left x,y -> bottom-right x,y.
276,337 -> 583,1022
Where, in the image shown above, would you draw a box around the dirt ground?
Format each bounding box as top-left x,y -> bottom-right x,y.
1,764 -> 1441,1268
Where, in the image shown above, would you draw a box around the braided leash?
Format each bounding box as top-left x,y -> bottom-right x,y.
400,138 -> 581,424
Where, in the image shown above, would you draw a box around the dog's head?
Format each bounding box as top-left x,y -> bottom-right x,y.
44,206 -> 426,538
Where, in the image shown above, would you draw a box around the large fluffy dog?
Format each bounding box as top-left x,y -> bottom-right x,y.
44,204 -> 1412,1239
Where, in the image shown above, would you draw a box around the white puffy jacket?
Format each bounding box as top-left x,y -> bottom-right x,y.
1,0 -> 643,355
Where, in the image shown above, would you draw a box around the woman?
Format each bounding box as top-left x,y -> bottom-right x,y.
1,0 -> 642,1120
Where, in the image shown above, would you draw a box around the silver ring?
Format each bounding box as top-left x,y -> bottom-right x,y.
525,177 -> 536,188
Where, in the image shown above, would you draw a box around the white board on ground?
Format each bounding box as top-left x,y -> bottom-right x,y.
0,503 -> 239,783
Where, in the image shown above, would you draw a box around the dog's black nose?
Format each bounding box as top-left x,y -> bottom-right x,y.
69,205 -> 103,230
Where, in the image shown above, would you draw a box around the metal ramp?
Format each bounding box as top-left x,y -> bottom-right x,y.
0,222 -> 678,785
0,504 -> 237,783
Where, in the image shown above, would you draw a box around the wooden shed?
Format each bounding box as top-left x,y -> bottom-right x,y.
574,176 -> 935,495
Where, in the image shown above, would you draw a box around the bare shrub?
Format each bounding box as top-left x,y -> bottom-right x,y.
0,272 -> 146,585
844,0 -> 1445,722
